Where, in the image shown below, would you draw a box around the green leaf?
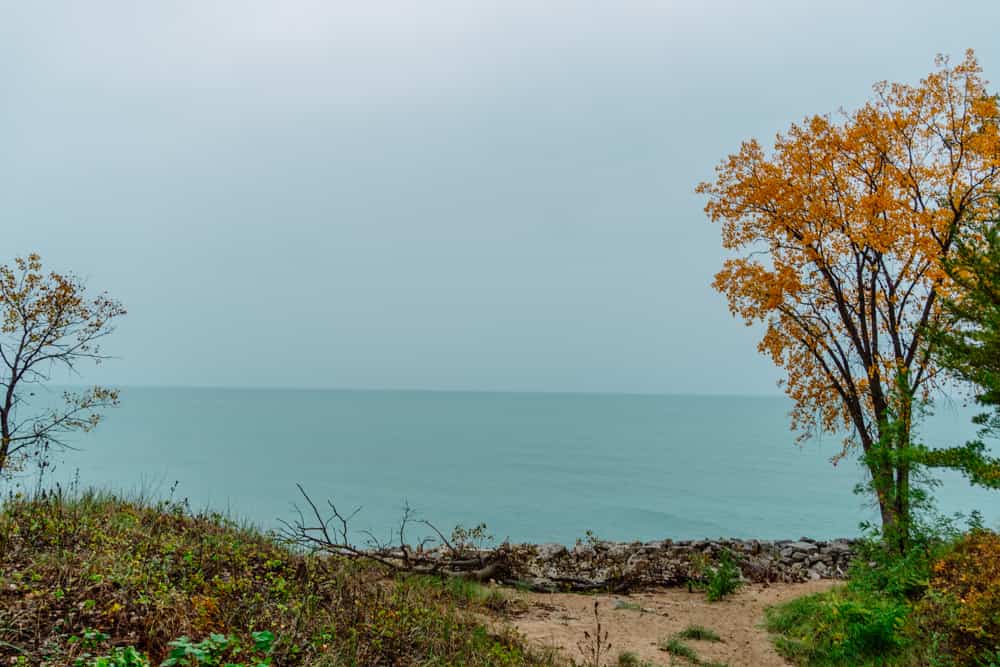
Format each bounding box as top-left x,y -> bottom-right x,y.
251,631 -> 275,652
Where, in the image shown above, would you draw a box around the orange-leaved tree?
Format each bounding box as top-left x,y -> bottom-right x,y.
697,51 -> 1000,547
0,254 -> 126,477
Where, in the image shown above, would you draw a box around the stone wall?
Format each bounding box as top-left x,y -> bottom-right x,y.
502,537 -> 857,592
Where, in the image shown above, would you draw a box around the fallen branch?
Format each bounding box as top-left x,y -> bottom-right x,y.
277,484 -> 515,583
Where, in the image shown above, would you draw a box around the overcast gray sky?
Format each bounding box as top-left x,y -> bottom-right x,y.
3,1 -> 999,394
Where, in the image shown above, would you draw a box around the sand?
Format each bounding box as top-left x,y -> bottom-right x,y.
508,580 -> 835,666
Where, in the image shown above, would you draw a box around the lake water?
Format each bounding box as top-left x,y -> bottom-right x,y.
23,388 -> 998,545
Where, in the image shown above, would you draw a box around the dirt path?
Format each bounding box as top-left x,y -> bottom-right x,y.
509,580 -> 835,666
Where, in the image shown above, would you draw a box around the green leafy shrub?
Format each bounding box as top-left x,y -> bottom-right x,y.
89,647 -> 150,667
705,549 -> 742,602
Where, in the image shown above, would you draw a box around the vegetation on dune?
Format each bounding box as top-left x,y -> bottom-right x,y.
0,490 -> 555,667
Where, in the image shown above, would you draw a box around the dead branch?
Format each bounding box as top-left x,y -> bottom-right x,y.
277,484 -> 515,583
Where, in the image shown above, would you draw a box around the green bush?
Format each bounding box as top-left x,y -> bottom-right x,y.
92,648 -> 150,667
765,587 -> 910,665
705,549 -> 742,602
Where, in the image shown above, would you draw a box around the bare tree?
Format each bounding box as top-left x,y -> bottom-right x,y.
0,254 -> 126,476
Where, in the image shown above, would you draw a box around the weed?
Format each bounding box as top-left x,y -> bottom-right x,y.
616,651 -> 655,666
676,625 -> 721,642
87,647 -> 150,667
576,600 -> 612,667
658,637 -> 699,662
704,549 -> 742,602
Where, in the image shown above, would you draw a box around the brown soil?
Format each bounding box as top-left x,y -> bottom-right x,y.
508,580 -> 835,666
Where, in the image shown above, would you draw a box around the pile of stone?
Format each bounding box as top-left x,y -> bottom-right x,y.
500,537 -> 857,592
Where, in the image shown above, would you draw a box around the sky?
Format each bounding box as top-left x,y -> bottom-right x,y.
3,0 -> 1000,395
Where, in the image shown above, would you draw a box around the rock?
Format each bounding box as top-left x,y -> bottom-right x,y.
606,543 -> 630,558
535,543 -> 568,561
825,541 -> 853,556
478,535 -> 855,592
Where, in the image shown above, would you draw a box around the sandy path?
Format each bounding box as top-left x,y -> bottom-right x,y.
509,580 -> 834,666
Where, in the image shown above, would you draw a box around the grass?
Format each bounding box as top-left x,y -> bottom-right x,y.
675,625 -> 721,642
0,489 -> 556,666
616,651 -> 656,666
764,587 -> 910,666
405,573 -> 510,612
658,637 -> 699,663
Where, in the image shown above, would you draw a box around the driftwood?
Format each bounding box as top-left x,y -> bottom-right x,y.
277,484 -> 515,583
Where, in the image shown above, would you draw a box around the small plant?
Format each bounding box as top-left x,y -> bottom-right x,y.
70,629 -> 125,667
483,587 -> 508,611
90,647 -> 151,667
686,552 -> 710,593
704,549 -> 742,602
160,631 -> 275,667
658,637 -> 699,663
675,625 -> 721,642
576,600 -> 611,667
451,523 -> 494,552
613,599 -> 643,612
161,634 -> 234,666
616,651 -> 655,666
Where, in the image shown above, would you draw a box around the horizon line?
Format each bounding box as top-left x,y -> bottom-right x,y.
52,382 -> 789,400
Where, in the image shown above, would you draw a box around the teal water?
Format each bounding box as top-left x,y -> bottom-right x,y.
28,388 -> 998,544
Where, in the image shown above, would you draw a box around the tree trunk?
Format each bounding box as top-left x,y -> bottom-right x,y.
0,411 -> 8,476
868,393 -> 914,554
